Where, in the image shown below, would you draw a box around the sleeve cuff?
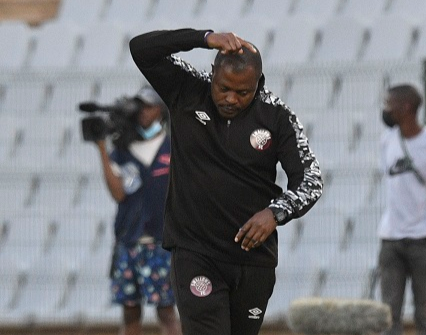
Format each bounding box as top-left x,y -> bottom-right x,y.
203,30 -> 214,48
269,206 -> 288,226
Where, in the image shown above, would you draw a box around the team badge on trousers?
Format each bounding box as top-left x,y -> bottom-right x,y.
190,276 -> 212,297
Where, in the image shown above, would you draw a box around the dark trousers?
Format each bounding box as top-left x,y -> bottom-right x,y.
379,238 -> 426,335
170,247 -> 276,335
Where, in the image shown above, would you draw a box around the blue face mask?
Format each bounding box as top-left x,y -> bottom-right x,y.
137,121 -> 162,140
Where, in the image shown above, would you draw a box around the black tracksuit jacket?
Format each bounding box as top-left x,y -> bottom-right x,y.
129,29 -> 323,267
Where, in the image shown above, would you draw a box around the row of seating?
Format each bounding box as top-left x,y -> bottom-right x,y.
0,113 -> 384,176
55,0 -> 426,28
3,8 -> 426,70
1,64 -> 422,119
0,205 -> 383,324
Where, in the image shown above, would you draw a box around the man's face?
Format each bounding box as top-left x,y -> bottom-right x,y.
211,65 -> 259,119
137,104 -> 162,128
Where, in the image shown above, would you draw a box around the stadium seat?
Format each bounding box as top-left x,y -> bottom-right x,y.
0,258 -> 28,313
349,207 -> 382,247
290,0 -> 341,24
282,72 -> 337,113
96,75 -> 144,105
0,116 -> 20,166
313,16 -> 369,62
29,21 -> 82,70
0,214 -> 50,271
56,0 -> 108,26
268,242 -> 329,319
48,120 -> 101,174
320,169 -> 377,216
0,80 -> 47,116
361,16 -> 416,62
70,174 -> 116,217
2,252 -> 78,323
411,20 -> 426,61
333,72 -> 387,110
150,0 -> 203,24
385,0 -> 426,24
76,22 -> 128,69
2,116 -> 73,172
56,247 -> 112,320
46,79 -> 96,115
196,0 -> 248,25
0,21 -> 32,70
307,207 -> 344,244
337,0 -> 388,24
28,174 -> 80,215
243,0 -> 293,23
45,212 -> 113,260
265,16 -> 321,67
320,249 -> 378,299
310,109 -> 371,156
104,0 -> 153,25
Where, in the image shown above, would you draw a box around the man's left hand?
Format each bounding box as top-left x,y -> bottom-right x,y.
234,208 -> 277,251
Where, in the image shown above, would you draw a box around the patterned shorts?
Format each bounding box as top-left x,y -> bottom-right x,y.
110,242 -> 175,307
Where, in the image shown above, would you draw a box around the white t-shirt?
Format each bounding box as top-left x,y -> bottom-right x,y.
378,127 -> 426,239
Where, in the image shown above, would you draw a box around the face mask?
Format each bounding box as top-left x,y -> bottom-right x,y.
137,121 -> 162,140
382,110 -> 397,128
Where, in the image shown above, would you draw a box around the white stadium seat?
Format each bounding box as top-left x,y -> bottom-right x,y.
314,16 -> 369,62
361,16 -> 416,62
266,16 -> 320,67
151,0 -> 203,24
46,79 -> 96,115
411,20 -> 426,61
104,0 -> 153,26
290,0 -> 341,24
76,22 -> 128,69
30,21 -> 82,70
0,21 -> 32,69
385,0 -> 426,24
337,0 -> 388,24
57,0 -> 107,26
196,0 -> 248,24
243,0 -> 293,22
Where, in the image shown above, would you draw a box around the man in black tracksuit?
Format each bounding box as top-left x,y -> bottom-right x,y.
130,29 -> 323,335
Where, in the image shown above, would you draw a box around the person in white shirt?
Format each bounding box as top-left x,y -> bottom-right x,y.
379,84 -> 426,335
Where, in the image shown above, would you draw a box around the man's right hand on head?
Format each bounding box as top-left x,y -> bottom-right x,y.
206,32 -> 257,55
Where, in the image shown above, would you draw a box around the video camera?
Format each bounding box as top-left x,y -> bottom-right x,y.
78,96 -> 143,147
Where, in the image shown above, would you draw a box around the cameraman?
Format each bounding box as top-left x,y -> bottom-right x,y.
95,86 -> 181,335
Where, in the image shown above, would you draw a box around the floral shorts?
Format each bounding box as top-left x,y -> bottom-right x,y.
110,242 -> 175,307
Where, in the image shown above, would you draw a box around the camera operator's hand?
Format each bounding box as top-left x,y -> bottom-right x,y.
95,139 -> 106,149
96,140 -> 126,203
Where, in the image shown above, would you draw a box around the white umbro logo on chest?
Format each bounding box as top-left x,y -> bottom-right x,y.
195,111 -> 211,125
